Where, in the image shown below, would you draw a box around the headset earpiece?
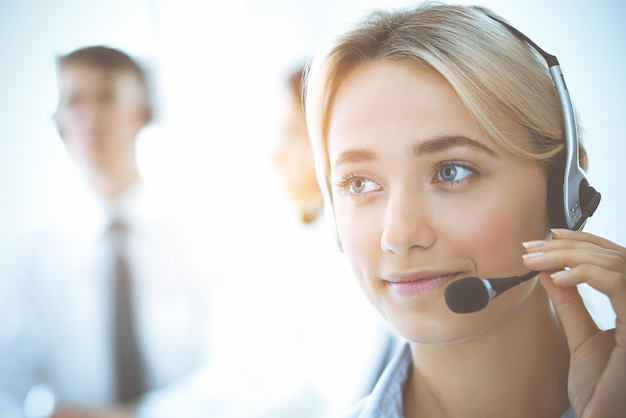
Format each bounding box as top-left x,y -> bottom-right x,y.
546,151 -> 568,228
548,151 -> 601,230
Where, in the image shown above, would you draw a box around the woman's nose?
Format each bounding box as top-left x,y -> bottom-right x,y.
380,191 -> 436,255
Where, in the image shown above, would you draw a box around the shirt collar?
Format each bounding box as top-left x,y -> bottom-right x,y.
57,179 -> 147,241
104,180 -> 145,230
353,341 -> 575,418
357,341 -> 411,418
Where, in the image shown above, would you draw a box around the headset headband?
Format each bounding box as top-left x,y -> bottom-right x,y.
483,11 -> 601,230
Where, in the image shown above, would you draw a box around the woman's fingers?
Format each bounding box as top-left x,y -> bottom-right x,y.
522,228 -> 626,348
538,271 -> 599,353
523,230 -> 625,306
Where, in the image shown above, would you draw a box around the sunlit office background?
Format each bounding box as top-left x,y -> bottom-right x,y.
1,0 -> 624,415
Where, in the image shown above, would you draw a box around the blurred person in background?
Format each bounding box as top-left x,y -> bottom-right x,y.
273,65 -> 400,417
0,45 -> 213,418
274,67 -> 325,225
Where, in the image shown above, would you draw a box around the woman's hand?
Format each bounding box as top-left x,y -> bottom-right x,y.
522,228 -> 626,418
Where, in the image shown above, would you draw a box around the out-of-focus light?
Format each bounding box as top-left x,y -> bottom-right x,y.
23,384 -> 56,418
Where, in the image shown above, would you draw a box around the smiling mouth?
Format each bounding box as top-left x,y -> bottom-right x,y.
385,272 -> 459,297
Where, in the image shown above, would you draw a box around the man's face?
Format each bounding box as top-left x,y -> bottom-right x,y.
55,63 -> 148,171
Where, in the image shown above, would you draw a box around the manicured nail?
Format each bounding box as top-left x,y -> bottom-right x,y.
551,228 -> 574,236
551,269 -> 569,279
522,252 -> 544,260
522,240 -> 547,249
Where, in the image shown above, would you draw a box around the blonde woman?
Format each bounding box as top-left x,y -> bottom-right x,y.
304,3 -> 625,417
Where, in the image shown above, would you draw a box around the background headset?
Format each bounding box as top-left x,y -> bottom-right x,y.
322,9 -> 602,254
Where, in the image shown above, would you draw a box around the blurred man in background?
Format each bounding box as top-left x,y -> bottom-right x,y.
0,45 -> 213,418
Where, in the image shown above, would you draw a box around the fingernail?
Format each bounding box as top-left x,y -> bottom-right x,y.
551,269 -> 568,279
522,252 -> 544,260
551,228 -> 574,236
522,240 -> 547,249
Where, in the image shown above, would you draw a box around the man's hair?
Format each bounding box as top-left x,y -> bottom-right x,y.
56,45 -> 153,123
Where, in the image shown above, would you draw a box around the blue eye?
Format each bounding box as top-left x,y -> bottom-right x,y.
336,175 -> 381,194
437,163 -> 474,183
348,178 -> 380,194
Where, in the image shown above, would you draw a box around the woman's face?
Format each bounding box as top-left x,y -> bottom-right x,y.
326,61 -> 551,344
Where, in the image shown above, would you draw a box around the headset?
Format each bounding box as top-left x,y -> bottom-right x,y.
322,9 -> 601,253
484,11 -> 601,231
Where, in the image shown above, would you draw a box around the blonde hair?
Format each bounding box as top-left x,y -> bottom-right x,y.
304,3 -> 587,207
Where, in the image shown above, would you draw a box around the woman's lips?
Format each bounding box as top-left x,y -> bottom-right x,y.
385,272 -> 459,296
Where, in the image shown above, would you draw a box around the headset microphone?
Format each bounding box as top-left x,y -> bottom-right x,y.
444,11 -> 602,314
445,271 -> 537,314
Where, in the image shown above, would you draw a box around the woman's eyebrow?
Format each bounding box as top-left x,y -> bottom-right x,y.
332,135 -> 496,170
411,135 -> 497,157
332,148 -> 376,170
